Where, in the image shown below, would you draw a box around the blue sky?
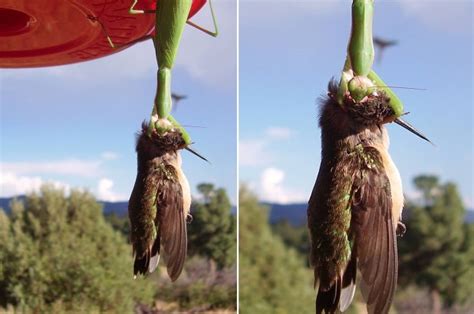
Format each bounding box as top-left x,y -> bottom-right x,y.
240,0 -> 473,208
0,1 -> 237,203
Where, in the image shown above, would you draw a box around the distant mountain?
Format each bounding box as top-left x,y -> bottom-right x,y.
101,201 -> 237,216
0,197 -> 236,216
102,201 -> 128,216
466,211 -> 474,224
0,196 -> 128,216
0,196 -> 470,223
0,196 -> 25,211
264,202 -> 474,226
263,202 -> 307,226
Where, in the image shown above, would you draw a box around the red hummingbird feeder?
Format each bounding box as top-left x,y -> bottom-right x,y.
0,0 -> 206,68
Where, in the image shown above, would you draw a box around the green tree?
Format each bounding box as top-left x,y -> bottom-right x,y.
104,212 -> 130,237
0,185 -> 154,312
188,183 -> 236,268
413,174 -> 439,204
271,220 -> 309,259
239,185 -> 315,314
197,183 -> 215,203
399,176 -> 474,313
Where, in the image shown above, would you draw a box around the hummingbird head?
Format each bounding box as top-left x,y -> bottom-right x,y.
328,80 -> 432,143
136,122 -> 187,162
327,80 -> 394,132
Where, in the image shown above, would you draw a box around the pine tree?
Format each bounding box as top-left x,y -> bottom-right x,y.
188,183 -> 236,268
239,185 -> 315,314
399,176 -> 474,313
0,185 -> 154,312
271,220 -> 309,258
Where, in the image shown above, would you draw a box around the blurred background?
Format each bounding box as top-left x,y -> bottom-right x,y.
0,0 -> 237,312
239,0 -> 473,313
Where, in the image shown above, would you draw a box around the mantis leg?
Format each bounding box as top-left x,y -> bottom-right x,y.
129,0 -> 219,38
186,0 -> 219,37
337,0 -> 375,103
168,115 -> 191,145
368,70 -> 404,117
129,0 -> 156,14
336,57 -> 352,105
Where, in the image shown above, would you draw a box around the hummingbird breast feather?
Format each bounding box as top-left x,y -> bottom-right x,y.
378,145 -> 404,225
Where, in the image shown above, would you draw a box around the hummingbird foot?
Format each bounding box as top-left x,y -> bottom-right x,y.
396,221 -> 406,237
186,214 -> 193,224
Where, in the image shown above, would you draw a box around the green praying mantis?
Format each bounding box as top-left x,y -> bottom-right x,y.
337,0 -> 403,114
100,0 -> 218,148
336,0 -> 429,142
129,0 -> 218,148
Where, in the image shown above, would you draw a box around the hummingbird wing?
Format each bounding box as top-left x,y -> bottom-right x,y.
352,146 -> 398,314
308,150 -> 356,314
129,162 -> 161,277
156,164 -> 187,282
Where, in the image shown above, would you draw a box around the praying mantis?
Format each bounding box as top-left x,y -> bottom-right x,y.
337,0 -> 403,114
336,0 -> 429,141
101,0 -> 217,146
129,0 -> 218,147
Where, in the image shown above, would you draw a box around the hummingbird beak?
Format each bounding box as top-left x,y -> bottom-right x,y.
185,147 -> 209,163
394,118 -> 433,144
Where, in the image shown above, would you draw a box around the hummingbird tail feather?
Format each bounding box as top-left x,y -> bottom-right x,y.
132,236 -> 161,276
316,274 -> 342,314
339,254 -> 357,312
148,236 -> 161,273
315,254 -> 357,314
133,250 -> 149,277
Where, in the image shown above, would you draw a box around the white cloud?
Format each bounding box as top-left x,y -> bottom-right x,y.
240,126 -> 295,167
0,156 -> 126,200
1,159 -> 102,178
265,127 -> 294,140
97,178 -> 125,202
260,168 -> 285,200
100,151 -> 119,160
0,172 -> 126,202
259,167 -> 306,204
397,0 -> 472,33
463,196 -> 473,210
239,139 -> 271,166
0,172 -> 70,197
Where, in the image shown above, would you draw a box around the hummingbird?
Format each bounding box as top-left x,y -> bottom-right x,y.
373,37 -> 398,64
128,122 -> 192,281
307,80 -> 430,314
